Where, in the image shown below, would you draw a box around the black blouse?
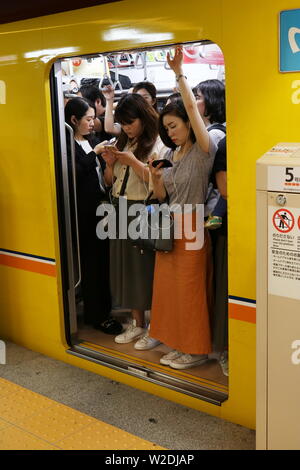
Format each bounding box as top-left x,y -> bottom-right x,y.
74,136 -> 107,217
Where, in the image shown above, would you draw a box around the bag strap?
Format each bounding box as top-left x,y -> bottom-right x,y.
119,166 -> 130,197
144,191 -> 155,204
207,123 -> 226,134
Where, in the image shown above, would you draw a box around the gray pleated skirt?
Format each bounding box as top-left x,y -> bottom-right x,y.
110,199 -> 155,311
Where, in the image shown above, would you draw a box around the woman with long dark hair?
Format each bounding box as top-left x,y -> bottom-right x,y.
102,81 -> 158,136
64,97 -> 122,334
102,93 -> 166,348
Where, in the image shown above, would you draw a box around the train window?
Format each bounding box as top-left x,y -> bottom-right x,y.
51,41 -> 228,405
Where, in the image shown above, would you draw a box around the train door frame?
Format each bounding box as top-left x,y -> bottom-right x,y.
50,43 -> 228,407
51,61 -> 78,342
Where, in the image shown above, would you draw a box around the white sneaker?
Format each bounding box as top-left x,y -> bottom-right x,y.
160,350 -> 183,365
114,320 -> 145,344
219,352 -> 229,376
169,353 -> 208,370
134,332 -> 161,350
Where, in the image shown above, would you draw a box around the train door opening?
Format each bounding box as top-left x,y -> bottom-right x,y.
51,41 -> 228,405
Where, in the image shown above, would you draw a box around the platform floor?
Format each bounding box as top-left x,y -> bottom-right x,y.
0,341 -> 255,450
0,377 -> 162,450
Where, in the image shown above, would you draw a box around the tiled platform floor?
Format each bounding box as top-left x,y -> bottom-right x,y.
0,377 -> 163,450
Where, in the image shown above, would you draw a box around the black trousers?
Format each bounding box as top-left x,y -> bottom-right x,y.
210,227 -> 228,352
78,213 -> 111,325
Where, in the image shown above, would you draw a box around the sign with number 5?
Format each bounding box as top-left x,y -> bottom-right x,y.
268,165 -> 300,192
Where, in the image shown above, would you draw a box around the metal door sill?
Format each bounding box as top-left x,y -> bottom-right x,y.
67,344 -> 228,406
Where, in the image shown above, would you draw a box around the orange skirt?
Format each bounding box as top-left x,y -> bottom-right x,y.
150,214 -> 213,355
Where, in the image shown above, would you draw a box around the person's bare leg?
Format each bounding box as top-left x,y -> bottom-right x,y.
132,309 -> 144,327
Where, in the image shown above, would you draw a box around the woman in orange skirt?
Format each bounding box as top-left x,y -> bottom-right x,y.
149,46 -> 217,369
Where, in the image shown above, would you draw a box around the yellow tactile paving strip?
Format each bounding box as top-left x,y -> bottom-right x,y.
0,378 -> 164,450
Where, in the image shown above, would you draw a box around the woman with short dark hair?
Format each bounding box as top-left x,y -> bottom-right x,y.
195,79 -> 225,125
132,81 -> 158,111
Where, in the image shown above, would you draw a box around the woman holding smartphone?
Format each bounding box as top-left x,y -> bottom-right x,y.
102,93 -> 166,349
149,46 -> 217,369
64,97 -> 122,334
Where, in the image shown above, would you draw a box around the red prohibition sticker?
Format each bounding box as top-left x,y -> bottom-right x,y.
298,216 -> 300,230
273,209 -> 295,233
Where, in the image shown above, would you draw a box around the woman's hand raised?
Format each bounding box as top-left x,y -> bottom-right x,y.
167,45 -> 184,75
102,85 -> 115,102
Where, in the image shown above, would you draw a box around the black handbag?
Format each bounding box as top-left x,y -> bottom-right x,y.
130,191 -> 174,254
113,165 -> 174,253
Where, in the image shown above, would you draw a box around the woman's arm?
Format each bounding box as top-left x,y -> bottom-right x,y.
103,86 -> 121,136
113,150 -> 150,182
215,171 -> 227,199
103,165 -> 114,186
93,117 -> 103,133
167,46 -> 210,153
94,143 -> 117,186
148,160 -> 166,202
100,147 -> 117,186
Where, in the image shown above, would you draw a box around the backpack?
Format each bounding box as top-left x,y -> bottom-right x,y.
207,123 -> 226,134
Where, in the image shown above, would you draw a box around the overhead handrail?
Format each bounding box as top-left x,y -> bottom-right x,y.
154,50 -> 166,62
164,50 -> 173,70
113,55 -> 123,91
142,51 -> 148,80
99,55 -> 114,88
117,53 -> 132,66
135,51 -> 148,80
199,44 -> 206,58
183,45 -> 200,59
135,51 -> 145,69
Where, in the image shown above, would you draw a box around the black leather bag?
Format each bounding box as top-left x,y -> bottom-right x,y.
130,192 -> 174,254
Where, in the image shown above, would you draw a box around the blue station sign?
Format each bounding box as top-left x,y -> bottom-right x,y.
280,9 -> 300,72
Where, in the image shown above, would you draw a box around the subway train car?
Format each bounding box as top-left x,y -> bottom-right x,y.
0,0 -> 299,433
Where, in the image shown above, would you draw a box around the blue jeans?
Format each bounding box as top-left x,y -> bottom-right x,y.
212,196 -> 227,218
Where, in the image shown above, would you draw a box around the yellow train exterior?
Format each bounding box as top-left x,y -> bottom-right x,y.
0,0 -> 298,430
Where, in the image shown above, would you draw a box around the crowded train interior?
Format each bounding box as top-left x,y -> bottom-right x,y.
51,41 -> 228,405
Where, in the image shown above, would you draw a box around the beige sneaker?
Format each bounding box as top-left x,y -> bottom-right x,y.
114,320 -> 145,344
169,353 -> 208,369
134,331 -> 161,350
160,350 -> 183,365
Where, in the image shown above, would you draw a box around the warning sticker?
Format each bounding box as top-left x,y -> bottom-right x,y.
269,206 -> 300,300
273,209 -> 295,233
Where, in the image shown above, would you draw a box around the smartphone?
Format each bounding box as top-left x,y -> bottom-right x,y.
152,159 -> 173,168
104,144 -> 117,151
103,137 -> 117,150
